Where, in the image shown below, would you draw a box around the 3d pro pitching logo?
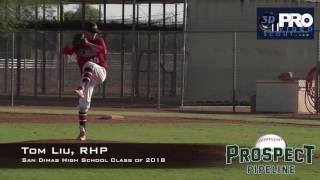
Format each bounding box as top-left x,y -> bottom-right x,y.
225,134 -> 316,175
257,8 -> 314,39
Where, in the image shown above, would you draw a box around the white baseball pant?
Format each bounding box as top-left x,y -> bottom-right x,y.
79,61 -> 107,113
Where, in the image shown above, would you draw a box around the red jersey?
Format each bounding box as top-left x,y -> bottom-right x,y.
63,37 -> 108,72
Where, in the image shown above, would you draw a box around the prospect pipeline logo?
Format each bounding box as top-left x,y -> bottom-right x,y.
257,8 -> 314,39
225,134 -> 316,175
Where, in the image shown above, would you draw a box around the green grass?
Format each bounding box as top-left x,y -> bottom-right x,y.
0,165 -> 319,180
0,123 -> 319,180
0,123 -> 318,147
0,107 -> 319,179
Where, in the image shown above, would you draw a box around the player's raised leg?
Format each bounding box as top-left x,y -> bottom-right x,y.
75,66 -> 94,98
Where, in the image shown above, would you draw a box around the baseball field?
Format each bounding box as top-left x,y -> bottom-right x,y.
0,106 -> 319,180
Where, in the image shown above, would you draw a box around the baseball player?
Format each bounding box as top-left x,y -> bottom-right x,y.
63,21 -> 108,141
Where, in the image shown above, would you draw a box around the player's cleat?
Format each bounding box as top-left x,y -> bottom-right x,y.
78,130 -> 86,141
74,87 -> 85,98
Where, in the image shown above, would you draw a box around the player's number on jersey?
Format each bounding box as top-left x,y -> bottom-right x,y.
90,57 -> 99,64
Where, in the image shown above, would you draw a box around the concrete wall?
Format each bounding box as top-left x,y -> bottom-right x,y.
185,0 -> 319,104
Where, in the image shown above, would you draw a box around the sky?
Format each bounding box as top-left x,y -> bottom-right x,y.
36,3 -> 184,23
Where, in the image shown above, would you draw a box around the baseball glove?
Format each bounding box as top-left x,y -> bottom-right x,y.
72,33 -> 86,47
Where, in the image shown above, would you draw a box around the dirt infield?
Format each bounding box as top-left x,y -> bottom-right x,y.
0,113 -> 220,124
1,112 -> 320,128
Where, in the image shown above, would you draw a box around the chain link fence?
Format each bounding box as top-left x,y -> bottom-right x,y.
0,31 -> 185,107
0,31 -> 318,108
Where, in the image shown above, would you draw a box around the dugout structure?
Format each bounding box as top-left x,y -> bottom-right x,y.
185,0 -> 320,108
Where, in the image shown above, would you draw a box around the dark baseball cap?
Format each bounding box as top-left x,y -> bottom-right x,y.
83,21 -> 100,33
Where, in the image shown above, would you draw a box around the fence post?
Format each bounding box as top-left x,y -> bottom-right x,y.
131,0 -> 137,97
34,31 -> 38,96
4,36 -> 9,93
16,32 -> 21,97
11,32 -> 15,107
232,32 -> 237,113
41,32 -> 46,94
120,32 -> 125,97
181,0 -> 188,108
158,31 -> 161,110
316,31 -> 320,113
161,33 -> 166,96
59,31 -> 63,97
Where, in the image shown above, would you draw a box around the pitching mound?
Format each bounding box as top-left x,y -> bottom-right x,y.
97,115 -> 125,120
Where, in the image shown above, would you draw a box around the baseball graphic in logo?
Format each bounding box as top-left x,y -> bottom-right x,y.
255,134 -> 286,151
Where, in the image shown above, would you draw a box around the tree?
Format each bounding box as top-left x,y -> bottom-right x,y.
64,5 -> 100,21
0,1 -> 100,31
0,0 -> 53,31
